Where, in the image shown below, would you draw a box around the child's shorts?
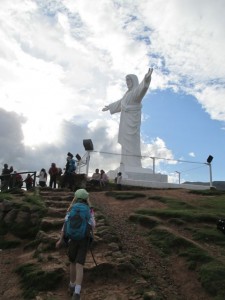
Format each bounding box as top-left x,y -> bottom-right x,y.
67,238 -> 89,265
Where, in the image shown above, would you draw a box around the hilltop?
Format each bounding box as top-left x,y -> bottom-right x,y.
1,187 -> 225,299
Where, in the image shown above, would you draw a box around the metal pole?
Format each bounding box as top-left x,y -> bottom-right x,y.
151,157 -> 155,174
33,171 -> 36,187
86,151 -> 90,177
208,163 -> 213,188
175,171 -> 181,184
77,161 -> 81,174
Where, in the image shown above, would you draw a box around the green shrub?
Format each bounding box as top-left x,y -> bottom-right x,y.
199,261 -> 225,297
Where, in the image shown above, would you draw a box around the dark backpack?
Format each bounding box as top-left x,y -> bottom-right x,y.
64,202 -> 91,241
217,218 -> 225,234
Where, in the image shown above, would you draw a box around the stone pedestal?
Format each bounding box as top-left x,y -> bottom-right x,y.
107,164 -> 168,183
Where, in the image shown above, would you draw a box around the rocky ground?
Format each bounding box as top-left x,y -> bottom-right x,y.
0,188 -> 216,300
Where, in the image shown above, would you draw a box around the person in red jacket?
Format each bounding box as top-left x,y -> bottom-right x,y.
25,174 -> 34,190
13,171 -> 23,189
48,163 -> 58,188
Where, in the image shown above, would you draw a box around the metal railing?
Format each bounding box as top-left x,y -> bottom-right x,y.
0,171 -> 37,191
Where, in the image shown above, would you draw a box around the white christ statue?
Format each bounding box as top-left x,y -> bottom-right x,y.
102,68 -> 153,169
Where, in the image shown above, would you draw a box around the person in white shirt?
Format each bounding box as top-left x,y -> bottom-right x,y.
38,168 -> 47,187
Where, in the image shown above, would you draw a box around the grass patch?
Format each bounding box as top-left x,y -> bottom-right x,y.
189,189 -> 225,196
148,227 -> 194,256
15,263 -> 64,299
105,191 -> 146,200
128,192 -> 225,298
191,227 -> 225,246
148,195 -> 166,201
129,213 -> 161,228
179,247 -> 212,267
191,197 -> 225,211
22,194 -> 47,215
0,193 -> 13,201
149,196 -> 196,210
136,208 -> 218,223
199,261 -> 225,298
148,227 -> 225,298
168,218 -> 186,226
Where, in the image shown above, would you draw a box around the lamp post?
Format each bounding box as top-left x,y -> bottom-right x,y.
175,171 -> 181,184
151,157 -> 156,174
206,155 -> 213,189
83,139 -> 94,177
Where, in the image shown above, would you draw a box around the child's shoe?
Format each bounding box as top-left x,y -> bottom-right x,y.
72,293 -> 80,300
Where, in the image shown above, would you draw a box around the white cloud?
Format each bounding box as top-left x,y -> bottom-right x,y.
189,152 -> 195,157
141,137 -> 175,168
140,0 -> 225,121
193,85 -> 225,121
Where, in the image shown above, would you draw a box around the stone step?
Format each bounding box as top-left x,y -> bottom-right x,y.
41,194 -> 74,201
47,207 -> 66,218
39,187 -> 71,193
44,200 -> 70,208
41,217 -> 64,231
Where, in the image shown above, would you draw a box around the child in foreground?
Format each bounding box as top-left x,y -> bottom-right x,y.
56,188 -> 95,300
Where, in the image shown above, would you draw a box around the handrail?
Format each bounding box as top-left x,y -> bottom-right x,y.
0,171 -> 37,189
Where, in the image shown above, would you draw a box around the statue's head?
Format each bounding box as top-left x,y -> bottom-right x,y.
126,74 -> 139,90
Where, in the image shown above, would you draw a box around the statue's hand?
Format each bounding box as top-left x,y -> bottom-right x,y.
145,68 -> 153,82
102,106 -> 109,112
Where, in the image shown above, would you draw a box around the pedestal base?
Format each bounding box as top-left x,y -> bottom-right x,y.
107,166 -> 168,183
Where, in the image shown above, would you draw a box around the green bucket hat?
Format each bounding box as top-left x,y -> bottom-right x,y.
74,189 -> 89,200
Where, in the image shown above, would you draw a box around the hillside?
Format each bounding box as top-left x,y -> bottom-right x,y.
184,181 -> 225,190
1,188 -> 225,299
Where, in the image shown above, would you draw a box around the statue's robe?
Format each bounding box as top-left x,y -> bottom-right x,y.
108,74 -> 150,168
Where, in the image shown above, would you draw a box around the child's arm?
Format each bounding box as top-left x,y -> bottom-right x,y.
55,223 -> 65,249
89,207 -> 96,229
67,197 -> 76,212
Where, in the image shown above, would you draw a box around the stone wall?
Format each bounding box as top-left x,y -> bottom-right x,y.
0,199 -> 44,238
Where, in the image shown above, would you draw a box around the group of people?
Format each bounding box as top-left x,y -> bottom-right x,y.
89,168 -> 109,187
38,163 -> 62,189
0,164 -> 35,191
89,169 -> 123,190
36,152 -> 76,189
0,152 -> 77,192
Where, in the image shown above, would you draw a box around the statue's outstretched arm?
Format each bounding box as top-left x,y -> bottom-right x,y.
102,105 -> 109,112
144,68 -> 153,84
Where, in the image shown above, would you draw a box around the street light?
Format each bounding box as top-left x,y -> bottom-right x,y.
206,155 -> 213,189
83,139 -> 94,176
175,171 -> 181,184
150,157 -> 156,174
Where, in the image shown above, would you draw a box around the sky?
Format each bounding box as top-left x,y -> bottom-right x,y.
0,0 -> 225,184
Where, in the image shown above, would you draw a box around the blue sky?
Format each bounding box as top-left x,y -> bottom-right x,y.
0,0 -> 224,183
142,90 -> 224,182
